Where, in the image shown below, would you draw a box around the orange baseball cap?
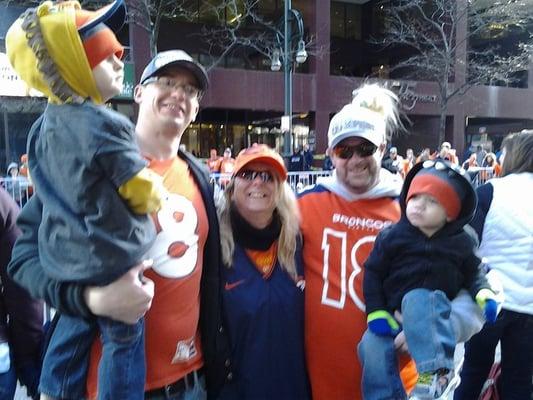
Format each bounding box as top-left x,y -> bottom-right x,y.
75,0 -> 125,69
234,144 -> 287,181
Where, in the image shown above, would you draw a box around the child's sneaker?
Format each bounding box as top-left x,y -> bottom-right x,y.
410,369 -> 458,399
417,372 -> 433,386
410,372 -> 433,399
429,368 -> 455,398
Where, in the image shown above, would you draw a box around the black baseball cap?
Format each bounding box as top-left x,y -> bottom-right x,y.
140,50 -> 209,91
77,0 -> 126,39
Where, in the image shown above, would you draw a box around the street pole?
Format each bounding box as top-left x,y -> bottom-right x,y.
283,0 -> 292,157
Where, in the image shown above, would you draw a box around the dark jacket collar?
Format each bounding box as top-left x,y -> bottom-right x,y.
179,150 -> 231,399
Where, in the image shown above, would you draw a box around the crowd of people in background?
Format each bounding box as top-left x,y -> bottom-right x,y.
380,142 -> 503,186
0,3 -> 531,398
203,139 -> 504,183
2,140 -> 504,202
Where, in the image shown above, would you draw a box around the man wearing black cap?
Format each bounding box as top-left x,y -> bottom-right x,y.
9,50 -> 231,400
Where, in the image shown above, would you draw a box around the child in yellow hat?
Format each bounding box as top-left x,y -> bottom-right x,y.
6,1 -> 161,398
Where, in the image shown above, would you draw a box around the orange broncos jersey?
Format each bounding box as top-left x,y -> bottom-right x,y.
298,186 -> 417,400
86,156 -> 208,397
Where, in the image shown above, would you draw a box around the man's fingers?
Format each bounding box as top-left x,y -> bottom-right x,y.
394,310 -> 403,324
141,258 -> 154,271
142,277 -> 155,297
394,330 -> 409,354
133,259 -> 154,284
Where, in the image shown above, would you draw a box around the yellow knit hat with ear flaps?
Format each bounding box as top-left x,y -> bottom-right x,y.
6,1 -> 102,104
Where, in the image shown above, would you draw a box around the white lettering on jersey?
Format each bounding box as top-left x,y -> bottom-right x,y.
348,235 -> 376,312
321,228 -> 347,309
146,193 -> 199,278
171,337 -> 197,364
321,227 -> 376,312
332,213 -> 394,231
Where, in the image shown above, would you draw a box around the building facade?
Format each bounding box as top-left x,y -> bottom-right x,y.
2,0 -> 533,171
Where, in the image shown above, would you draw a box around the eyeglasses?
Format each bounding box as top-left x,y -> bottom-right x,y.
332,142 -> 378,159
236,169 -> 274,183
143,76 -> 201,99
422,160 -> 467,178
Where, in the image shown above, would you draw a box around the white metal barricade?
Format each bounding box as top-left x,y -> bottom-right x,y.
210,170 -> 333,194
0,177 -> 33,208
467,167 -> 496,187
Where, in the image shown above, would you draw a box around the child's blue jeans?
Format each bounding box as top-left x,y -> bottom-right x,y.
39,314 -> 145,400
0,353 -> 16,400
358,288 -> 455,400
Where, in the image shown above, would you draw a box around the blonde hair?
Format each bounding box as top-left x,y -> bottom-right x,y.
351,83 -> 404,141
217,178 -> 301,278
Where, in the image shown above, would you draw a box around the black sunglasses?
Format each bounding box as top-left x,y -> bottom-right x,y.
332,142 -> 378,159
236,169 -> 274,183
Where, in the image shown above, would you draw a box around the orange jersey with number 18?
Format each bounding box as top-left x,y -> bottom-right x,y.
298,185 -> 417,400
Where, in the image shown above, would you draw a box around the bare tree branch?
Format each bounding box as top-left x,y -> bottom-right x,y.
371,0 -> 533,144
2,0 -> 326,71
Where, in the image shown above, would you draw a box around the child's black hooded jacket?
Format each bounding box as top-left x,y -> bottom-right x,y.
364,161 -> 490,314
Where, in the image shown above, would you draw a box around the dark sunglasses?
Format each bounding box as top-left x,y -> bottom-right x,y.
236,169 -> 274,183
332,142 -> 378,159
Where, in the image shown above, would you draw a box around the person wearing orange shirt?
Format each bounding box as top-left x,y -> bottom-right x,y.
439,142 -> 459,165
218,148 -> 236,188
416,147 -> 432,164
297,84 -> 485,400
400,148 -> 415,178
480,152 -> 500,180
207,149 -> 222,173
8,50 -> 231,400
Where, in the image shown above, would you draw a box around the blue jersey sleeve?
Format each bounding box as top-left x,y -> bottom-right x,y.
470,183 -> 494,242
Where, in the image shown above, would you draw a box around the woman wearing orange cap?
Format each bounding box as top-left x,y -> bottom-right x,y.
216,144 -> 310,399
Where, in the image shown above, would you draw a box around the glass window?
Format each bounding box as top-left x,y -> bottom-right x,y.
372,2 -> 388,35
225,54 -> 247,69
199,0 -> 224,25
345,4 -> 362,40
182,124 -> 201,156
331,2 -> 345,38
230,124 -> 246,151
226,0 -> 245,26
256,0 -> 277,17
331,2 -> 362,39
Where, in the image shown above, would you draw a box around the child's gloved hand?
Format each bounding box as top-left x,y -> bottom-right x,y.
367,310 -> 400,337
476,288 -> 499,323
118,168 -> 165,214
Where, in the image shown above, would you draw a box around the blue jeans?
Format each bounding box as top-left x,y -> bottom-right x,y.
39,314 -> 145,400
144,371 -> 206,400
358,289 -> 455,400
454,309 -> 533,400
0,359 -> 16,400
359,330 -> 408,400
402,289 -> 455,372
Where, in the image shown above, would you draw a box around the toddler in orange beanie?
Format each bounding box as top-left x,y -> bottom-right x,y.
359,160 -> 499,400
